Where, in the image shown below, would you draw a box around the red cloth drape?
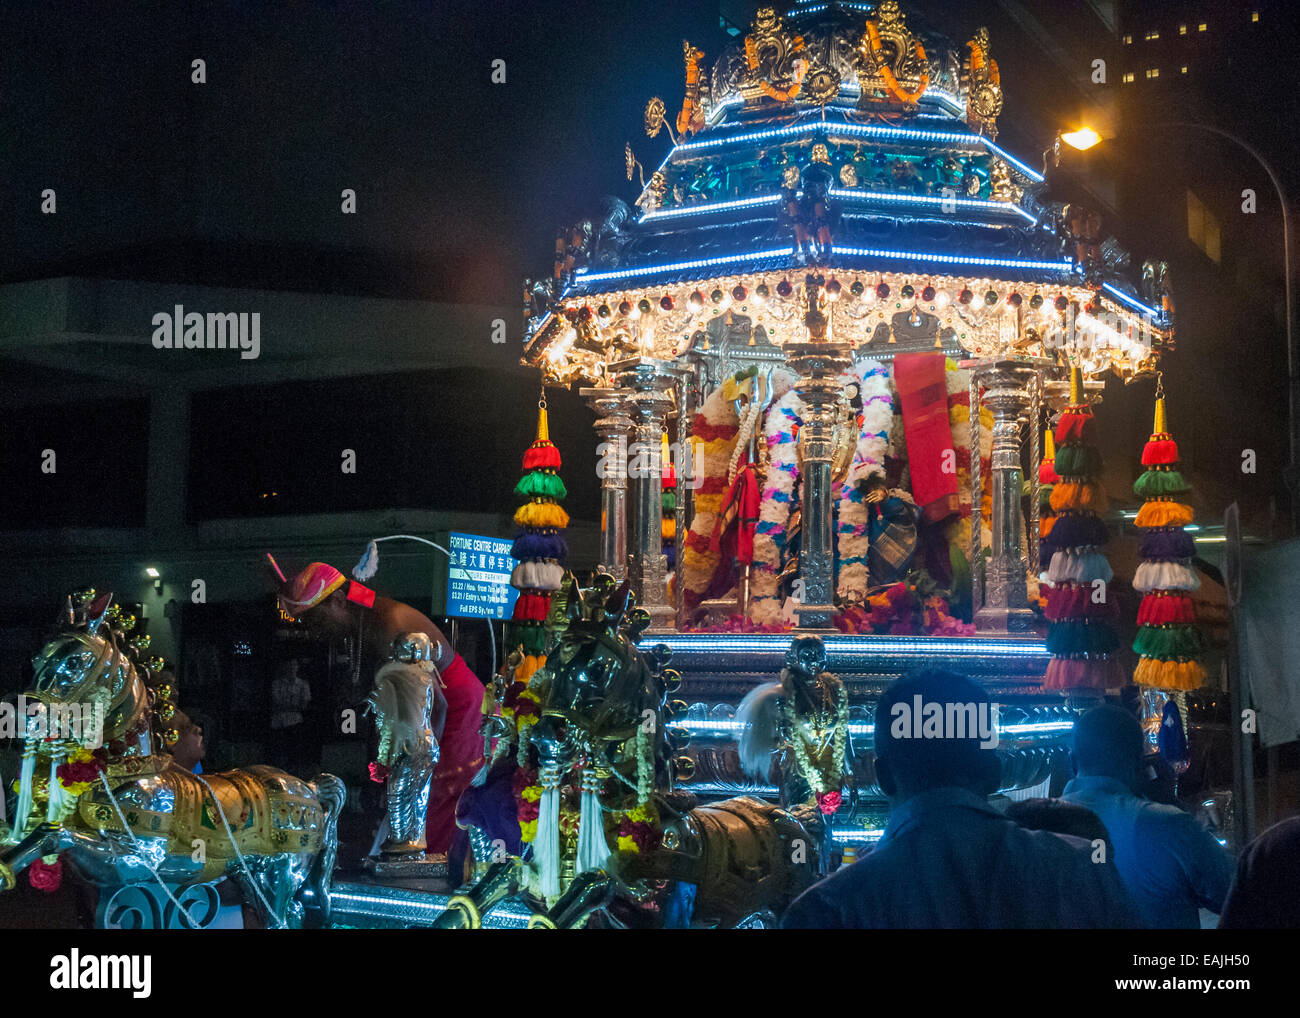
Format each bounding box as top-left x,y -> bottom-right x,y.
425,654 -> 485,853
893,353 -> 959,523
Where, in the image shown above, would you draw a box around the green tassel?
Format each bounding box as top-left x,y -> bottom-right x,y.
1047,620 -> 1119,656
1132,624 -> 1205,659
514,470 -> 568,501
662,490 -> 677,513
1054,443 -> 1102,478
511,622 -> 550,656
1133,468 -> 1189,498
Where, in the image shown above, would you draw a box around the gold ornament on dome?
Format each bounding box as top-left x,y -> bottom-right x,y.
857,0 -> 930,106
839,163 -> 859,187
804,65 -> 842,105
964,27 -> 1003,137
742,6 -> 807,104
644,96 -> 667,137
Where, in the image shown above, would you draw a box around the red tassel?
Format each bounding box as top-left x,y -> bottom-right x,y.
510,593 -> 551,622
523,443 -> 562,471
1053,410 -> 1094,446
1136,592 -> 1197,626
1038,461 -> 1060,485
1141,437 -> 1179,466
1044,584 -> 1120,621
1043,656 -> 1124,690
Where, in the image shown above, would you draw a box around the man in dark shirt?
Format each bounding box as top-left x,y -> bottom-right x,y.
1062,706 -> 1233,928
782,669 -> 1140,929
1218,816 -> 1300,929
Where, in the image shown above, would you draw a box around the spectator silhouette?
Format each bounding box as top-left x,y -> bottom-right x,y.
1218,816 -> 1300,929
781,669 -> 1139,928
1062,704 -> 1233,928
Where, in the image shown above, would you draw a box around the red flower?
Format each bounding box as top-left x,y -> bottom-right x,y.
368,762 -> 390,784
29,857 -> 62,893
816,791 -> 842,815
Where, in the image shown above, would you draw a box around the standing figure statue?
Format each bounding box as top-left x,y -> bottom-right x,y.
736,634 -> 857,818
367,634 -> 442,860
779,143 -> 838,263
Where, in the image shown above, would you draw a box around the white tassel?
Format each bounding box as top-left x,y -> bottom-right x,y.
1045,549 -> 1113,585
575,770 -> 610,874
11,743 -> 36,842
535,764 -> 562,898
46,752 -> 65,824
1134,560 -> 1201,593
509,561 -> 564,591
353,540 -> 380,581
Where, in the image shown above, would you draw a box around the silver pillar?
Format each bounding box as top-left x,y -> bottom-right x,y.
786,341 -> 851,629
970,359 -> 1047,633
613,359 -> 677,628
579,387 -> 633,583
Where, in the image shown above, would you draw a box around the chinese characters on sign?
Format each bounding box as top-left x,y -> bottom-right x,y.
446,532 -> 519,619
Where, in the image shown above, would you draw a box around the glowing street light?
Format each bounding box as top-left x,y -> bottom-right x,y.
1061,127 -> 1103,151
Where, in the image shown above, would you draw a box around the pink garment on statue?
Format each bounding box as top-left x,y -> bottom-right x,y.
425,654 -> 485,853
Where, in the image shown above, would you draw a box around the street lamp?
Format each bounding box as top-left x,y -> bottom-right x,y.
1061,123 -> 1297,531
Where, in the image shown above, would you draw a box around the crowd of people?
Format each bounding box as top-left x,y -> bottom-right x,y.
782,669 -> 1299,929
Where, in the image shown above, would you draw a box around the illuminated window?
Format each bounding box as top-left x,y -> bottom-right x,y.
1145,29 -> 1160,40
1123,34 -> 1132,44
1179,24 -> 1187,35
1198,22 -> 1207,32
1181,65 -> 1188,74
1187,191 -> 1221,264
1252,12 -> 1260,22
1122,71 -> 1135,83
1145,67 -> 1160,78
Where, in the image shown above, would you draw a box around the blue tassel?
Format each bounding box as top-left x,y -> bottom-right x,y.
510,531 -> 569,562
1158,699 -> 1188,767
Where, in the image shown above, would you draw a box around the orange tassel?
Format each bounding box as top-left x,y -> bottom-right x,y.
1134,657 -> 1206,690
1039,514 -> 1058,539
1134,501 -> 1193,528
1050,481 -> 1109,514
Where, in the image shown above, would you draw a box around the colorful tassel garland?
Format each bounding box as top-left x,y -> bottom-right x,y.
1134,500 -> 1193,528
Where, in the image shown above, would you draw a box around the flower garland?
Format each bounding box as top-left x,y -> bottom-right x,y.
55,746 -> 107,796
750,389 -> 804,625
835,359 -> 893,603
865,21 -> 929,104
681,385 -> 741,610
785,684 -> 848,814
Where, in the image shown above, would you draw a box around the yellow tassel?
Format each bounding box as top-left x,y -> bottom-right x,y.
661,517 -> 676,539
514,502 -> 570,529
1153,396 -> 1167,436
1135,656 -> 1205,690
1043,428 -> 1056,461
1134,501 -> 1193,528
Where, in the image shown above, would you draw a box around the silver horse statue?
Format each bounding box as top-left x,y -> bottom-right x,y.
0,592 -> 345,929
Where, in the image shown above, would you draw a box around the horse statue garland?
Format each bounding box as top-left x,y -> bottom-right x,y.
440,574 -> 824,929
0,591 -> 345,929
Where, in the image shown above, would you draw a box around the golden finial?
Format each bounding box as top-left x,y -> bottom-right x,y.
1044,427 -> 1056,460
1153,371 -> 1167,434
536,390 -> 550,442
1069,364 -> 1082,405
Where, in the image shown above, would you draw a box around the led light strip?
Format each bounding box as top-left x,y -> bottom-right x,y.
678,718 -> 1073,738
642,634 -> 1048,656
672,120 -> 1039,183
639,189 -> 1035,225
575,248 -> 1074,284
1102,281 -> 1167,321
